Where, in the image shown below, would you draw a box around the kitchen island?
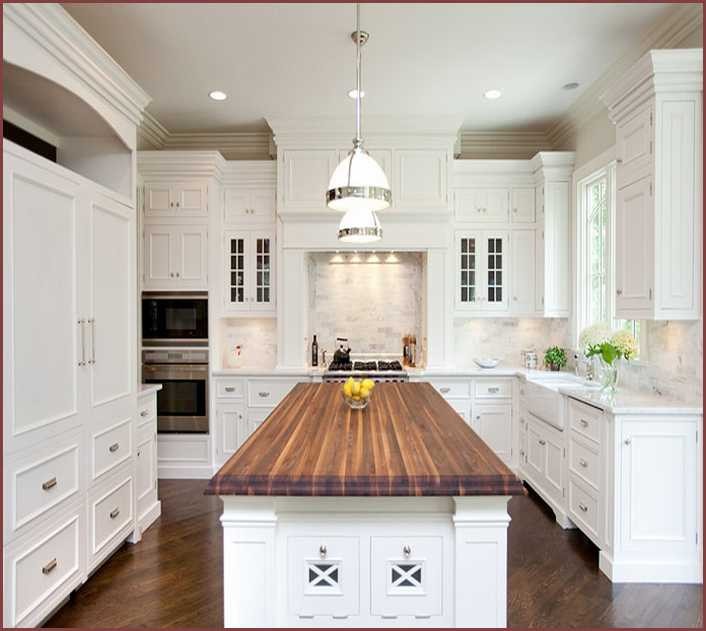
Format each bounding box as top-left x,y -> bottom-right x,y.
206,382 -> 524,628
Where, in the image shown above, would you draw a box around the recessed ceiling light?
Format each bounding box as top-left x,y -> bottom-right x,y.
209,90 -> 228,101
562,82 -> 580,91
483,89 -> 502,100
348,88 -> 365,99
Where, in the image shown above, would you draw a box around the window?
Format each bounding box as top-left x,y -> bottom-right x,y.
576,162 -> 645,358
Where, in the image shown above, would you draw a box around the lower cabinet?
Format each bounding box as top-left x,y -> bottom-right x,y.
472,403 -> 512,465
524,414 -> 566,516
135,390 -> 160,535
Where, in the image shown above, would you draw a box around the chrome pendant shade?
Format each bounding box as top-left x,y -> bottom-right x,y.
328,4 -> 389,243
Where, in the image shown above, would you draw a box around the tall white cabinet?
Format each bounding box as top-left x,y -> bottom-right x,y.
602,48 -> 702,320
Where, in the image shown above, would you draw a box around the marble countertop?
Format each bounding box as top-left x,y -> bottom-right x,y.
138,383 -> 162,396
559,386 -> 703,415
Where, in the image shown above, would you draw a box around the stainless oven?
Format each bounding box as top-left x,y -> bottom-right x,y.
142,292 -> 208,345
142,348 -> 209,433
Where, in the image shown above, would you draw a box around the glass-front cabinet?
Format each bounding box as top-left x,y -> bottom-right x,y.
224,230 -> 275,315
456,231 -> 509,312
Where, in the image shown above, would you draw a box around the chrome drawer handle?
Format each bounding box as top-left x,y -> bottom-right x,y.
140,410 -> 149,417
439,387 -> 451,394
42,477 -> 57,491
578,503 -> 588,513
488,387 -> 500,393
538,439 -> 546,446
319,545 -> 327,558
403,545 -> 411,557
109,442 -> 120,453
42,558 -> 57,575
110,507 -> 120,519
579,419 -> 589,427
579,458 -> 588,468
224,386 -> 236,393
258,391 -> 270,397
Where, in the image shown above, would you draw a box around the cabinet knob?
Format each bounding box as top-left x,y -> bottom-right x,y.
476,415 -> 481,421
513,208 -> 517,213
176,272 -> 180,278
175,202 -> 180,207
170,273 -> 175,278
513,296 -> 518,301
578,503 -> 588,512
403,544 -> 411,557
578,458 -> 588,468
109,507 -> 120,519
538,439 -> 546,446
624,438 -> 632,446
140,410 -> 149,417
170,202 -> 174,208
616,289 -> 623,296
319,545 -> 327,558
579,419 -> 589,427
616,158 -> 623,164
109,442 -> 120,453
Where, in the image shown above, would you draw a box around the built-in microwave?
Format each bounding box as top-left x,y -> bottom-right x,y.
142,292 -> 208,344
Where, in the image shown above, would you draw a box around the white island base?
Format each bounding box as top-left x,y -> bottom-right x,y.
220,495 -> 512,628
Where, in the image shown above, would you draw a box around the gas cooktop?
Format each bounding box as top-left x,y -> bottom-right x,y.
327,360 -> 404,372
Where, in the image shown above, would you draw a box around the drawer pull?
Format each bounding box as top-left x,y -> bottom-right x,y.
224,386 -> 236,393
319,544 -> 327,558
42,558 -> 58,575
439,387 -> 450,394
579,419 -> 589,427
578,503 -> 588,513
109,507 -> 120,519
258,391 -> 270,398
140,410 -> 149,417
579,458 -> 588,468
42,477 -> 57,491
108,442 -> 120,453
403,544 -> 411,557
538,439 -> 546,446
488,386 -> 500,393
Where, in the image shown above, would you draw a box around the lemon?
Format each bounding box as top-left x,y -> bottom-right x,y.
360,385 -> 371,399
351,381 -> 361,397
362,378 -> 375,390
342,381 -> 353,397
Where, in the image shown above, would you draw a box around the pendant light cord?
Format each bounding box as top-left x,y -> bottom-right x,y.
355,2 -> 362,145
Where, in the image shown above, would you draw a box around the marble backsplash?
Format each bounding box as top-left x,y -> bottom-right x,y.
453,318 -> 570,368
216,317 -> 277,369
308,252 -> 424,357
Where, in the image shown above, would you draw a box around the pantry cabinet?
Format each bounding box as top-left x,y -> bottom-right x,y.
223,230 -> 275,314
143,224 -> 208,290
455,231 -> 509,313
603,48 -> 702,320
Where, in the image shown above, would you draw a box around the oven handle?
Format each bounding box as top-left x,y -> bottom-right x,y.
143,364 -> 209,375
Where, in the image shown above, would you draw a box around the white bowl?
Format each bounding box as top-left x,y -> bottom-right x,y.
474,358 -> 500,369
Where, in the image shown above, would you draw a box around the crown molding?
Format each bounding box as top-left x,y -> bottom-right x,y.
457,130 -> 552,159
138,110 -> 169,149
3,4 -> 151,127
546,3 -> 703,149
137,150 -> 227,180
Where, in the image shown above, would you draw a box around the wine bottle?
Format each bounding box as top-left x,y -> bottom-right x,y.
311,334 -> 319,367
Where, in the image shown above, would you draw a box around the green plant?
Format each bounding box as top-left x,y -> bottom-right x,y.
544,346 -> 567,369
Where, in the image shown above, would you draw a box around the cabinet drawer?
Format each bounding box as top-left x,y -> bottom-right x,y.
568,436 -> 599,489
568,398 -> 603,444
473,378 -> 512,399
287,536 -> 360,619
9,437 -> 80,535
90,476 -> 134,559
92,419 -> 132,480
10,513 -> 81,627
429,380 -> 470,399
215,378 -> 245,399
568,477 -> 599,541
137,396 -> 156,427
247,378 -> 297,408
371,536 -> 443,619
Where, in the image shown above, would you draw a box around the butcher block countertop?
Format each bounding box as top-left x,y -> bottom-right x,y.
206,382 -> 524,497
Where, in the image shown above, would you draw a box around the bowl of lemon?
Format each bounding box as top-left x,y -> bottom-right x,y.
341,377 -> 375,410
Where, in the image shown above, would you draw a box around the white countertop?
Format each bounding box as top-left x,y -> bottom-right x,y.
138,383 -> 162,397
558,386 -> 703,415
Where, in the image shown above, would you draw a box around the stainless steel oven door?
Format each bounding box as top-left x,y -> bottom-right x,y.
142,363 -> 209,433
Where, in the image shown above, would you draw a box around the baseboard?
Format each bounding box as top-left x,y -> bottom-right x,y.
158,464 -> 213,479
599,550 -> 702,583
139,500 -> 162,532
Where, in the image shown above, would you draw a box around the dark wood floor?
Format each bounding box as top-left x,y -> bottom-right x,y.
46,480 -> 703,628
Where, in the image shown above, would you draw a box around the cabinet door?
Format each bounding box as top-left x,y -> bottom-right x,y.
282,150 -> 336,209
4,150 -> 83,447
136,432 -> 157,518
510,230 -> 536,314
250,231 -> 275,312
455,189 -> 508,222
144,182 -> 173,218
511,188 -> 535,223
456,232 -> 481,309
526,421 -> 546,483
225,232 -> 249,311
144,225 -> 177,288
395,149 -> 447,208
249,189 -> 276,223
223,188 -> 250,224
473,404 -> 512,464
173,183 -> 208,217
216,405 -> 244,464
485,189 -> 510,222
482,233 -> 509,311
619,420 -> 697,560
543,429 -> 565,504
88,195 -> 134,413
616,106 -> 653,189
244,408 -> 270,442
615,177 -> 653,318
175,226 -> 208,289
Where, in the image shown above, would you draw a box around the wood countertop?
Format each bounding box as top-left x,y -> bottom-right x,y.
206,382 -> 525,497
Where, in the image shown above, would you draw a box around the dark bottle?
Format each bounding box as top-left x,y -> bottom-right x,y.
311,334 -> 319,367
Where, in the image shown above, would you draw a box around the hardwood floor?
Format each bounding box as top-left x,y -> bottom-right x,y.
45,481 -> 702,628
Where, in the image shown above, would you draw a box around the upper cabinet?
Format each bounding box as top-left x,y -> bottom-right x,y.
143,224 -> 208,290
280,149 -> 337,211
224,187 -> 275,224
393,149 -> 448,210
602,49 -> 702,320
455,231 -> 509,313
144,182 -> 208,218
223,230 -> 275,315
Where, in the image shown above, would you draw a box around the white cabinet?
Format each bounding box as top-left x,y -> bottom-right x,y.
455,188 -> 508,222
280,149 -> 337,211
215,404 -> 245,466
144,182 -> 208,218
143,224 -> 208,290
394,149 -> 448,210
223,230 -> 275,314
135,390 -> 159,535
510,229 -> 536,315
455,231 -> 509,313
472,404 -> 512,465
524,414 -> 567,519
510,188 -> 535,223
224,187 -> 275,224
603,49 -> 702,320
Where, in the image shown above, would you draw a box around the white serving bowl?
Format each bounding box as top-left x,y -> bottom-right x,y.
474,358 -> 500,369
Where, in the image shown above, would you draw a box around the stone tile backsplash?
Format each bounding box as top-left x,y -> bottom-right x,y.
216,317 -> 277,369
308,252 -> 424,357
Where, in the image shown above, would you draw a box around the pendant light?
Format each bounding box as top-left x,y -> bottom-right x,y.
328,3 -> 390,245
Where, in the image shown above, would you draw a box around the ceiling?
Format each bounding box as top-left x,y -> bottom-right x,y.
65,3 -> 678,134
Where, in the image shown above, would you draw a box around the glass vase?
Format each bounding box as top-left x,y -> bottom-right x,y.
598,359 -> 619,396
